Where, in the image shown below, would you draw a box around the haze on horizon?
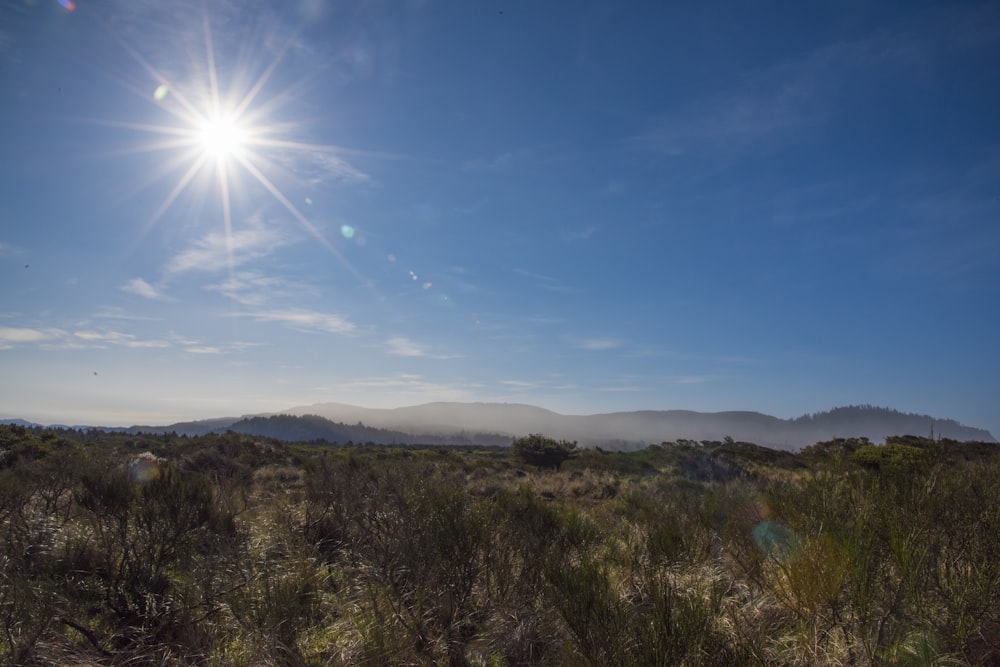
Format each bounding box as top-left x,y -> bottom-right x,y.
1,1 -> 998,437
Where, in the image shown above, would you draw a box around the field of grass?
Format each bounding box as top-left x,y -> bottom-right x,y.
1,424 -> 997,665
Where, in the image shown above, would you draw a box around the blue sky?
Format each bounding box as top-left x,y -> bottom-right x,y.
1,0 -> 998,435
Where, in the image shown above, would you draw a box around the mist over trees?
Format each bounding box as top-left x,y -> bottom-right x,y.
113,403 -> 996,450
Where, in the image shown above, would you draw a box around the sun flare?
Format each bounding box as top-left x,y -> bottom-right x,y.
107,8 -> 367,282
196,113 -> 247,161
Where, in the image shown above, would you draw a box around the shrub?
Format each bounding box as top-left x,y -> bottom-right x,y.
851,443 -> 928,471
511,434 -> 577,469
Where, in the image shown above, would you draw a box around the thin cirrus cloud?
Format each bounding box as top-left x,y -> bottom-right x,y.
163,333 -> 256,355
461,149 -> 532,172
166,226 -> 291,276
0,327 -> 65,347
338,374 -> 476,402
205,271 -> 320,307
93,306 -> 161,321
499,379 -> 542,389
121,277 -> 162,300
636,74 -> 822,156
633,12 -> 959,157
577,339 -> 621,351
560,225 -> 596,242
512,268 -> 575,294
497,378 -> 580,394
73,330 -> 171,349
183,343 -> 257,355
386,336 -> 462,360
7,326 -> 254,355
0,241 -> 25,257
670,375 -> 715,385
386,336 -> 427,357
598,385 -> 643,393
229,308 -> 355,335
0,326 -> 169,350
273,147 -> 372,186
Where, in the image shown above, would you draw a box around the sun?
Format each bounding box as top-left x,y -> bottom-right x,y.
196,113 -> 247,162
106,8 -> 368,281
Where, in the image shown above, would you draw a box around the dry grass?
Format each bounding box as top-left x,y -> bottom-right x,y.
1,428 -> 997,665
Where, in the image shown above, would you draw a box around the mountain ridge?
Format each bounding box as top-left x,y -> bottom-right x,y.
5,404 -> 993,450
277,402 -> 993,450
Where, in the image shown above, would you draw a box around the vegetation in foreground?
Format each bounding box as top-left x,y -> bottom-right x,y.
0,424 -> 998,666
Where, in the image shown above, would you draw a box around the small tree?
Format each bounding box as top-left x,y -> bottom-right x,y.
511,434 -> 577,469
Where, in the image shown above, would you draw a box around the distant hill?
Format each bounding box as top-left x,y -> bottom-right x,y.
0,419 -> 43,428
279,402 -> 995,450
118,417 -> 245,437
223,414 -> 510,446
6,403 -> 993,450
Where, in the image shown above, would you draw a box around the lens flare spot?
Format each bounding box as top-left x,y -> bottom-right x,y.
739,498 -> 773,522
387,254 -> 397,263
409,271 -> 418,281
423,281 -> 433,289
340,224 -> 355,239
129,452 -> 163,484
58,0 -> 76,11
753,520 -> 800,563
153,84 -> 169,101
304,197 -> 313,205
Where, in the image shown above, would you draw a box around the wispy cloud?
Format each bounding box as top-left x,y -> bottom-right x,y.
385,335 -> 462,359
635,76 -> 822,156
577,338 -> 621,351
163,332 -> 255,354
121,277 -> 162,300
93,306 -> 162,321
337,374 -> 476,402
499,379 -> 542,389
670,375 -> 715,385
521,315 -> 565,327
4,322 -> 258,354
884,158 -> 1000,286
634,8 -> 990,157
0,327 -> 65,348
604,181 -> 626,196
205,270 -> 319,307
495,377 -> 581,396
230,308 -> 355,334
560,225 -> 596,242
274,146 -> 371,186
182,341 -> 260,355
73,329 -> 171,349
166,225 -> 291,275
184,346 -> 224,354
0,241 -> 25,257
386,336 -> 426,357
512,268 -> 575,294
462,149 -> 530,172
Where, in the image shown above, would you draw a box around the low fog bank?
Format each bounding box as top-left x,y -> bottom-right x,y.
279,403 -> 995,450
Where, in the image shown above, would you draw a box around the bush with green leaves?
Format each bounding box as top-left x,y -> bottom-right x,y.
511,434 -> 577,469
